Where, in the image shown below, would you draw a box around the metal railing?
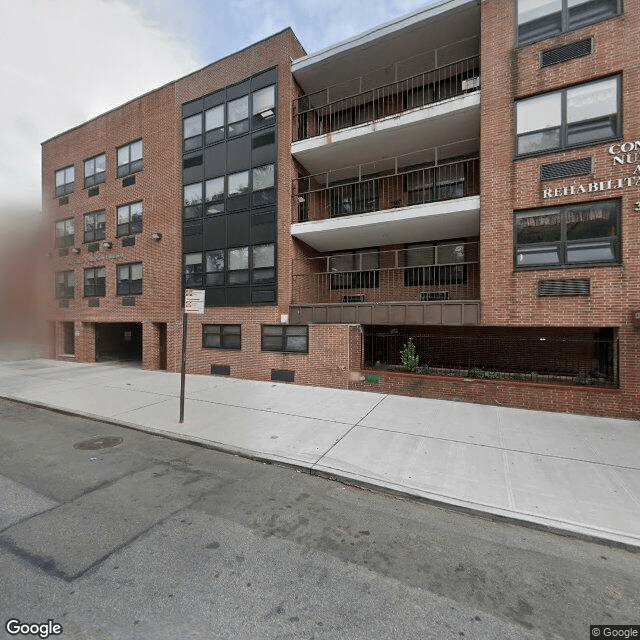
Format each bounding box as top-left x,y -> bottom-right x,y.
363,332 -> 619,388
294,156 -> 479,223
291,243 -> 479,304
293,56 -> 480,141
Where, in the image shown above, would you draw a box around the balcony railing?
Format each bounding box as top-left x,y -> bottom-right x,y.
292,242 -> 479,305
293,56 -> 480,142
293,155 -> 479,223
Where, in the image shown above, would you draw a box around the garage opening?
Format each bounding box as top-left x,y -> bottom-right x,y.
95,323 -> 142,363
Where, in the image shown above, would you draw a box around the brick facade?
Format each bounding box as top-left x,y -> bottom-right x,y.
40,4 -> 640,419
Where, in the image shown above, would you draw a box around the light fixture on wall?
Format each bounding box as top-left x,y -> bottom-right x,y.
70,247 -> 80,254
151,232 -> 162,241
102,241 -> 112,249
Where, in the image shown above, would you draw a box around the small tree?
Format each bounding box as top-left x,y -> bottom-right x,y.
400,338 -> 419,372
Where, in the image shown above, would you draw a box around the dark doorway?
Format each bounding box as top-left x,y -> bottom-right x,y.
62,322 -> 75,355
157,323 -> 167,370
95,323 -> 142,363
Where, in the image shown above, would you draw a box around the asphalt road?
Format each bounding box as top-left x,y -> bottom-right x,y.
0,398 -> 638,640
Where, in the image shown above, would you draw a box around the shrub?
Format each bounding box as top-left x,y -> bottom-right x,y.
400,338 -> 419,372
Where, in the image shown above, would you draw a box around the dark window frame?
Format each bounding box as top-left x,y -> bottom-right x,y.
517,0 -> 621,47
83,210 -> 106,243
515,76 -> 621,158
514,199 -> 621,269
261,325 -> 308,354
55,270 -> 75,299
404,240 -> 467,287
116,262 -> 143,296
55,165 -> 75,197
117,139 -> 143,178
83,266 -> 106,297
202,324 -> 242,350
329,249 -> 380,290
84,153 -> 106,188
116,200 -> 143,237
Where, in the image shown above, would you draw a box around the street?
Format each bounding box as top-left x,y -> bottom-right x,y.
0,398 -> 638,639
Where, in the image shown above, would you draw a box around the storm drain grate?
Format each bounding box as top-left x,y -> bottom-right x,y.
73,436 -> 123,450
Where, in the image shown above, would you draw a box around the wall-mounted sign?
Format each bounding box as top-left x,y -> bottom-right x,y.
543,139 -> 640,200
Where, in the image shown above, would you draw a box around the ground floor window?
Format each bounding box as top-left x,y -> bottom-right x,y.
202,324 -> 241,350
262,325 -> 308,353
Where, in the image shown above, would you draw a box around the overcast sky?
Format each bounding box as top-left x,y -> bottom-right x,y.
0,0 -> 434,217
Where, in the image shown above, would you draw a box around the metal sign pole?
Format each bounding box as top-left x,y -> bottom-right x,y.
179,310 -> 187,424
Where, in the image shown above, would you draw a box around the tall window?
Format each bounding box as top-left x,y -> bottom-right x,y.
227,95 -> 249,137
116,262 -> 143,295
515,199 -> 620,268
517,0 -> 621,46
83,210 -> 106,243
184,182 -> 203,219
516,76 -> 619,156
84,154 -> 106,187
252,164 -> 275,206
55,165 -> 75,197
55,218 -> 75,247
117,201 -> 143,236
329,249 -> 379,289
203,325 -> 241,350
183,114 -> 202,152
205,104 -> 225,145
55,271 -> 75,299
84,267 -> 106,297
117,140 -> 143,178
252,85 -> 276,128
261,325 -> 308,353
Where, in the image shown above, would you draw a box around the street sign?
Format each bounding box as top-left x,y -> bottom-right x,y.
184,289 -> 205,314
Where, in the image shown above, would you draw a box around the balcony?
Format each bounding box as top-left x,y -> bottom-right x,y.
291,151 -> 479,252
294,55 -> 480,142
290,243 -> 480,326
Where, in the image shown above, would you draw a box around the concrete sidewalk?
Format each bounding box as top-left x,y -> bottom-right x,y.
1,358 -> 639,549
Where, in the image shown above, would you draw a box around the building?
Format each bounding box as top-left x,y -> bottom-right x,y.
42,0 -> 640,419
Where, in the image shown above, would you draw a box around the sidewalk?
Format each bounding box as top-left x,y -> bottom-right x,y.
1,358 -> 639,549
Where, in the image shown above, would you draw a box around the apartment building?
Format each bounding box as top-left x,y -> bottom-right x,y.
42,0 -> 640,419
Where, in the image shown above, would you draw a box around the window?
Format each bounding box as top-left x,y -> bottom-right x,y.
205,177 -> 225,215
252,85 -> 276,128
84,154 -> 106,188
117,201 -> 143,236
183,114 -> 202,152
117,140 -> 143,178
116,262 -> 142,295
227,95 -> 249,137
55,218 -> 75,247
83,210 -> 106,243
515,199 -> 620,268
261,325 -> 308,353
184,182 -> 203,219
205,105 -> 224,145
203,324 -> 241,349
55,165 -> 75,197
55,271 -> 75,299
84,267 -> 106,297
329,249 -> 379,289
228,171 -> 249,197
184,252 -> 203,287
185,243 -> 275,288
405,166 -> 466,205
517,0 -> 620,46
404,242 -> 466,287
252,164 -> 275,206
330,181 -> 378,217
205,250 -> 225,285
516,77 -> 619,156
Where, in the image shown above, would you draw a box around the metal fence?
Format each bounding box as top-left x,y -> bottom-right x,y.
293,55 -> 480,141
292,243 -> 480,304
363,331 -> 619,387
294,156 -> 479,223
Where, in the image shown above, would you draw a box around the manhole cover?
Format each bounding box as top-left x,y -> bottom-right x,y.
73,436 -> 123,450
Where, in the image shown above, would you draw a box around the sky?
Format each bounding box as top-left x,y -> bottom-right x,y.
0,0 -> 436,218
